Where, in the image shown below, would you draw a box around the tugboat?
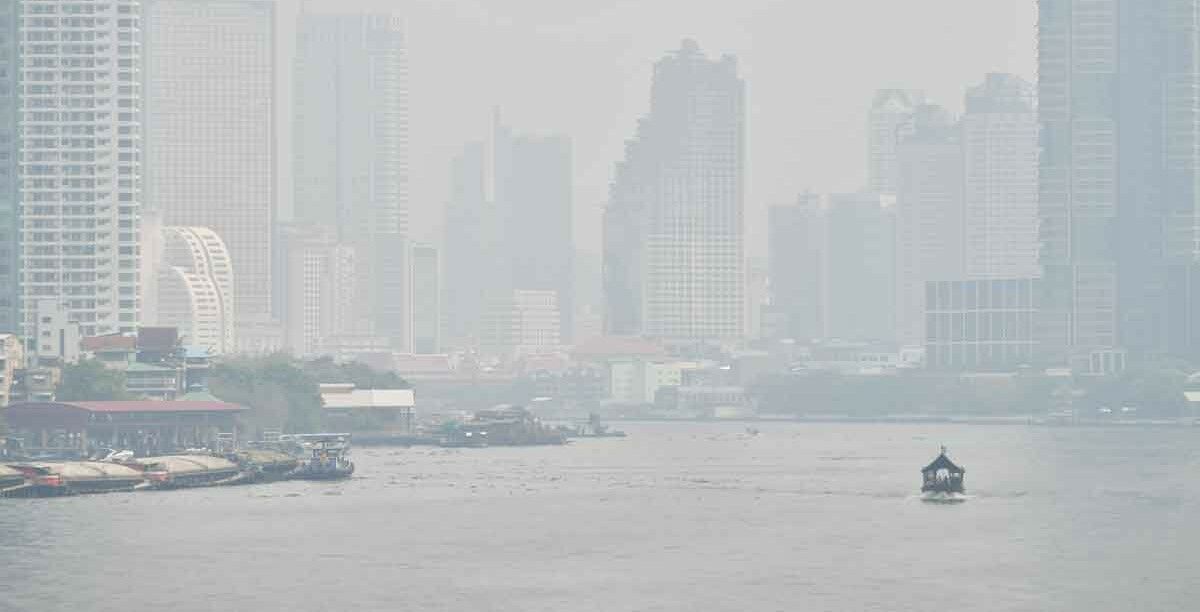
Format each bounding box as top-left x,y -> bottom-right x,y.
921,446 -> 966,502
291,434 -> 355,480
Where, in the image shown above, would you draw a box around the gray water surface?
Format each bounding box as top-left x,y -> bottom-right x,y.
2,422 -> 1198,611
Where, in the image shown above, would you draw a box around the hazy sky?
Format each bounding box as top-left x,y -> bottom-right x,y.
289,0 -> 1036,255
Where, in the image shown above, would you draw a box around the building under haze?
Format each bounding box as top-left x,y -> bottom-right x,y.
894,104 -> 964,346
293,12 -> 409,345
158,227 -> 236,354
962,73 -> 1039,281
925,278 -> 1039,370
279,224 -> 358,357
409,244 -> 440,355
0,1 -> 16,335
143,0 -> 277,351
481,289 -> 561,358
494,116 -> 574,344
867,89 -> 924,195
825,193 -> 895,342
1039,0 -> 1200,364
443,141 -> 504,349
604,40 -> 745,343
767,193 -> 825,342
18,1 -> 144,339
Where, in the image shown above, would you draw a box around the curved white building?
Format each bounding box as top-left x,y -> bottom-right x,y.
159,227 -> 236,353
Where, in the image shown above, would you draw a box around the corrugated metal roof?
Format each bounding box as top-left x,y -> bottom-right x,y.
124,362 -> 178,373
81,334 -> 137,352
71,400 -> 246,413
320,388 -> 414,409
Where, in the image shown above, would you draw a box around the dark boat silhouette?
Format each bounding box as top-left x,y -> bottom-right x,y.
921,446 -> 965,498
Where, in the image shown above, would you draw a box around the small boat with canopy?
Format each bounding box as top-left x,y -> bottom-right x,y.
921,446 -> 965,500
291,433 -> 355,480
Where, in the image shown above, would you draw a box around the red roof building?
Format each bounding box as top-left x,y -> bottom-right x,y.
5,400 -> 247,457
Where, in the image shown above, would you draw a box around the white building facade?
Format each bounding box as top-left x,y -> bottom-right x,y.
158,226 -> 235,353
962,73 -> 1039,280
18,0 -> 144,339
142,0 -> 276,351
604,40 -> 745,343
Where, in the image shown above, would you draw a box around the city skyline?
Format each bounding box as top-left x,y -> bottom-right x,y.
8,0 -> 1177,369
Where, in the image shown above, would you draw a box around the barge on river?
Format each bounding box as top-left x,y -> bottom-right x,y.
134,455 -> 244,489
231,449 -> 299,483
4,461 -> 145,497
0,465 -> 26,494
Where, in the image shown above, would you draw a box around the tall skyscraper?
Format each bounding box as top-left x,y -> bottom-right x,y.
867,89 -> 924,194
825,193 -> 895,342
767,192 -> 825,342
293,12 -> 408,344
18,1 -> 144,339
1038,0 -> 1200,362
894,104 -> 964,346
493,115 -> 574,343
962,73 -> 1039,280
143,0 -> 276,350
604,40 -> 745,343
0,2 -> 16,334
443,141 -> 503,349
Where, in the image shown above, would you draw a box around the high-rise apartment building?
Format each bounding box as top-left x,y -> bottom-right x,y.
963,73 -> 1039,280
493,116 -> 574,343
604,40 -> 745,343
143,0 -> 275,350
0,2 -> 16,334
294,12 -> 408,343
894,104 -> 964,346
18,1 -> 144,339
1039,0 -> 1200,362
867,89 -> 924,194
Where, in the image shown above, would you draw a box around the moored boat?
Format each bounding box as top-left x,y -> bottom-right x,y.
134,455 -> 244,489
291,434 -> 355,480
0,465 -> 27,494
921,446 -> 966,500
5,461 -> 145,497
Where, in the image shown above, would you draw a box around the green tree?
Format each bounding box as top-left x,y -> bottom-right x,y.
301,356 -> 411,389
56,359 -> 134,401
208,353 -> 323,435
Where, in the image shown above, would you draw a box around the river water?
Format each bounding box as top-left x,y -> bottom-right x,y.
2,422 -> 1199,611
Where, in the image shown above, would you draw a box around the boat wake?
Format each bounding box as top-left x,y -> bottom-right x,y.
920,491 -> 969,504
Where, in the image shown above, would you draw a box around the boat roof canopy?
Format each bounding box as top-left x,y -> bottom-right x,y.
922,452 -> 964,474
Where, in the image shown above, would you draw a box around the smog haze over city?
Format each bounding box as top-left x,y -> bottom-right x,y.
5,2 -> 1200,611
